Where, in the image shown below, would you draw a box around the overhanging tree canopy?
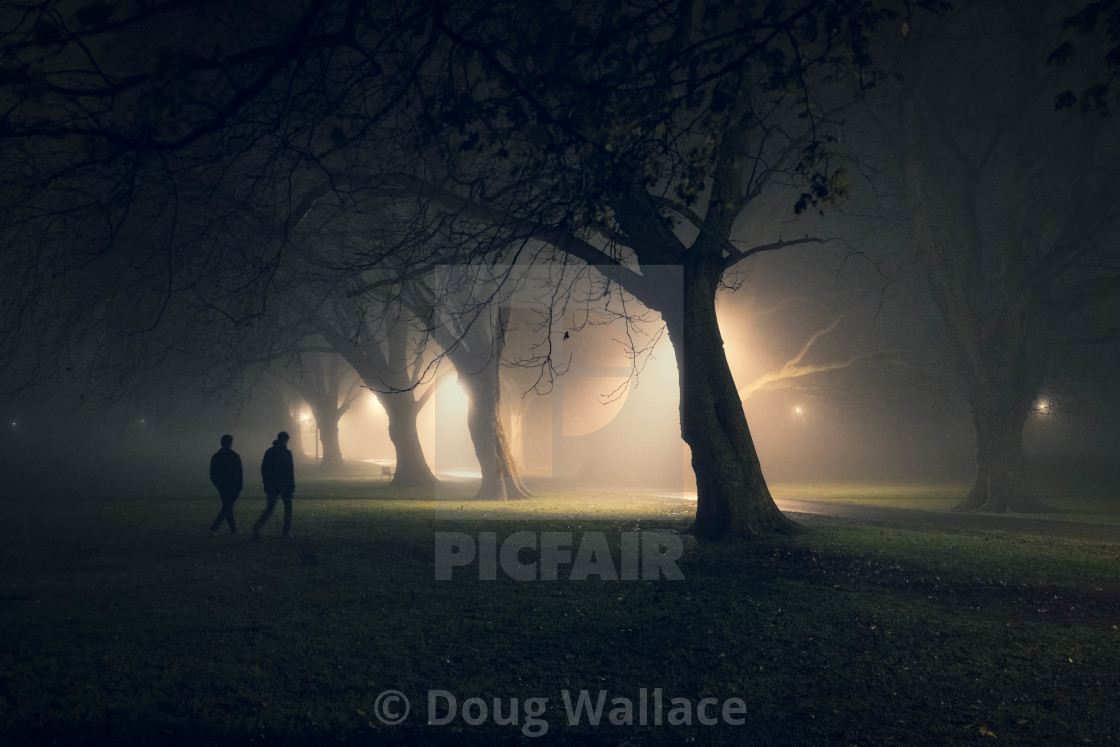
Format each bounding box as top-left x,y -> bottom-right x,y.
1,0 -> 939,538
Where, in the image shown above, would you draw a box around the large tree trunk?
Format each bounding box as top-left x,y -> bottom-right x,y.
953,359 -> 1051,513
380,392 -> 437,489
439,306 -> 533,501
461,367 -> 534,500
664,266 -> 800,539
311,405 -> 345,473
316,318 -> 437,489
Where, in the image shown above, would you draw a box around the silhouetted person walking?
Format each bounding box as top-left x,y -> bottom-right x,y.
209,434 -> 243,535
253,431 -> 295,540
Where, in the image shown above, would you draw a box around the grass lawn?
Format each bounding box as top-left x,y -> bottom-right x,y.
772,482 -> 967,512
1,474 -> 1119,745
773,481 -> 1120,525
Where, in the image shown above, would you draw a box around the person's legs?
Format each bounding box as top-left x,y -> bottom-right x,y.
211,490 -> 236,533
253,492 -> 279,540
210,498 -> 225,533
281,493 -> 293,537
222,494 -> 238,534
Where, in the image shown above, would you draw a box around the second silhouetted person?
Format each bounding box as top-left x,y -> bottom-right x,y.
253,431 -> 295,540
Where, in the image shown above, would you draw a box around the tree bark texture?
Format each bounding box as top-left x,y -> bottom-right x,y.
663,265 -> 800,539
460,366 -> 534,500
436,305 -> 534,501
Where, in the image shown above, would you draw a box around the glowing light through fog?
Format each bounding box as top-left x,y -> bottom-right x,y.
436,469 -> 484,480
427,376 -> 479,477
438,376 -> 471,414
297,406 -> 318,458
1033,396 -> 1053,416
335,391 -> 393,463
793,404 -> 805,424
559,376 -> 630,437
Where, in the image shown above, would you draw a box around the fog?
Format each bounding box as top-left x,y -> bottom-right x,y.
5,245 -> 1118,503
2,0 -> 1119,515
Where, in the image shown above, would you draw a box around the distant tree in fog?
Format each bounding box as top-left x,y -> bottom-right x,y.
868,0 -> 1120,511
284,350 -> 362,472
407,265 -> 535,501
316,295 -> 442,489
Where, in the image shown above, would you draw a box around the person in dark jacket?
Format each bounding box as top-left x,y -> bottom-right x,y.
253,431 -> 296,540
209,434 -> 243,535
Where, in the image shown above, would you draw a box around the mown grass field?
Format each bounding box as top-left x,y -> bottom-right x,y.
1,472 -> 1119,745
773,481 -> 1120,523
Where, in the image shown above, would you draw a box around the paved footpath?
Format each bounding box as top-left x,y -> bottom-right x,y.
775,498 -> 1120,544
